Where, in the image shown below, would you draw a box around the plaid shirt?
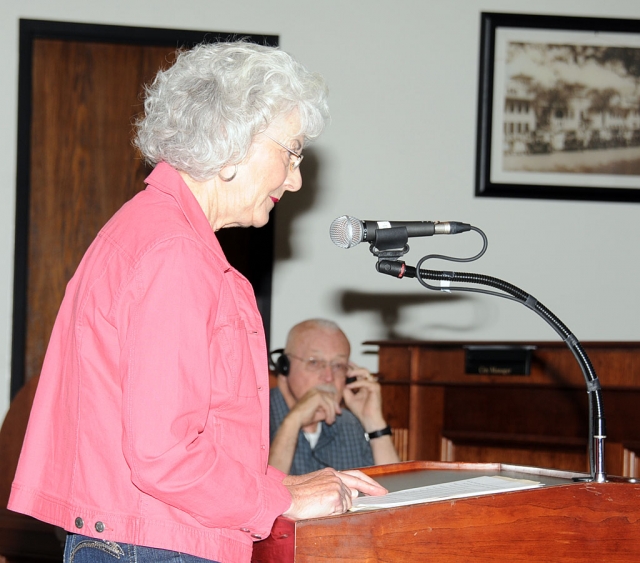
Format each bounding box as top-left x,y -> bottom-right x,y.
269,387 -> 374,475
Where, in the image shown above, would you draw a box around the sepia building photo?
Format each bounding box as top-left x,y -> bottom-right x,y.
502,43 -> 640,175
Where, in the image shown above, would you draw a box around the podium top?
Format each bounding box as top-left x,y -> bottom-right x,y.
365,461 -> 582,492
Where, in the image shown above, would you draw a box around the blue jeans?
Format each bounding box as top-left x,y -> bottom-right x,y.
64,534 -> 221,563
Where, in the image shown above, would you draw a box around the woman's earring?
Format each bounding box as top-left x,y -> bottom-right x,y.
218,165 -> 238,182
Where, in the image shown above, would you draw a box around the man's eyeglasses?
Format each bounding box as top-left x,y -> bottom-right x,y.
287,353 -> 348,377
263,133 -> 304,171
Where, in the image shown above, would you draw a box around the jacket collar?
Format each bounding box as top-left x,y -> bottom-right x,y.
144,162 -> 231,270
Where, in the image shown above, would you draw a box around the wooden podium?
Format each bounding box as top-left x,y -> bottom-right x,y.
251,461 -> 640,562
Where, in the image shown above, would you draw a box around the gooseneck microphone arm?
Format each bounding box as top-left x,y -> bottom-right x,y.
379,257 -> 606,483
330,216 -> 606,483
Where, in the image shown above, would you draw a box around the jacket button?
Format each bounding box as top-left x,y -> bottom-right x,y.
240,528 -> 250,533
95,521 -> 105,533
251,534 -> 262,540
74,517 -> 84,529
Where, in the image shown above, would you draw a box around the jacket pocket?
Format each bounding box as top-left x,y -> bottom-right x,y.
210,317 -> 258,404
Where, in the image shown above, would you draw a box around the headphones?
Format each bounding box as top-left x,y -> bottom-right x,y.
269,348 -> 290,376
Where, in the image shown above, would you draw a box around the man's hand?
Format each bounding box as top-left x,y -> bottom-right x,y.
288,387 -> 342,430
342,363 -> 386,432
269,386 -> 342,474
342,363 -> 401,466
282,468 -> 387,520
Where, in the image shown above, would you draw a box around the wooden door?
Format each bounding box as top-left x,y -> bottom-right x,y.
12,20 -> 277,396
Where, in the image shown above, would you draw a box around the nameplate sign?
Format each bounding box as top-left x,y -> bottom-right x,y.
464,345 -> 536,376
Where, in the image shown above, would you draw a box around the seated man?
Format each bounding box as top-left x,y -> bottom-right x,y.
269,318 -> 400,475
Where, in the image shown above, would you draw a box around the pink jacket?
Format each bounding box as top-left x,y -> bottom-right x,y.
8,163 -> 291,562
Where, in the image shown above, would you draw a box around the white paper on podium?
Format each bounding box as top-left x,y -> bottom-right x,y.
350,475 -> 543,512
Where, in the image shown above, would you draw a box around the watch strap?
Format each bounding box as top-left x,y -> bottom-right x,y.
365,425 -> 392,441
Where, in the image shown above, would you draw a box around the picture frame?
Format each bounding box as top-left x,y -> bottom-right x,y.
475,12 -> 640,202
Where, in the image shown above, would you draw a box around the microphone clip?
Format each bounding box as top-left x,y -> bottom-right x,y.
370,243 -> 410,259
368,226 -> 411,254
369,231 -> 411,277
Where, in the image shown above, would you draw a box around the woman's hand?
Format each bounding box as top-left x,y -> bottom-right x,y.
281,468 -> 387,520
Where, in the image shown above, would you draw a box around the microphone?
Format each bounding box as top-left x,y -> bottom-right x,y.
330,215 -> 471,249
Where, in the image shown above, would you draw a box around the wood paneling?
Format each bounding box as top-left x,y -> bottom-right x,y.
0,377 -> 62,561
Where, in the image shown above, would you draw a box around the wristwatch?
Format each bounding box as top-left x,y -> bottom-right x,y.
365,425 -> 392,441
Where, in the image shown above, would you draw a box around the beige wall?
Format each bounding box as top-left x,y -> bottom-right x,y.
2,0 -> 640,418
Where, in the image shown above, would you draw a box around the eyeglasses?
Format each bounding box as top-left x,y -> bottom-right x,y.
287,353 -> 349,377
263,133 -> 304,171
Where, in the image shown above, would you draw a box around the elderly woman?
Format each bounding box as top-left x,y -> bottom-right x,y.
8,42 -> 385,563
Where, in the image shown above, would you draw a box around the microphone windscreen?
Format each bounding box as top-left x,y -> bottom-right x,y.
330,215 -> 363,248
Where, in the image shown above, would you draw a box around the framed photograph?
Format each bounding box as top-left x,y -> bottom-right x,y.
476,12 -> 640,202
